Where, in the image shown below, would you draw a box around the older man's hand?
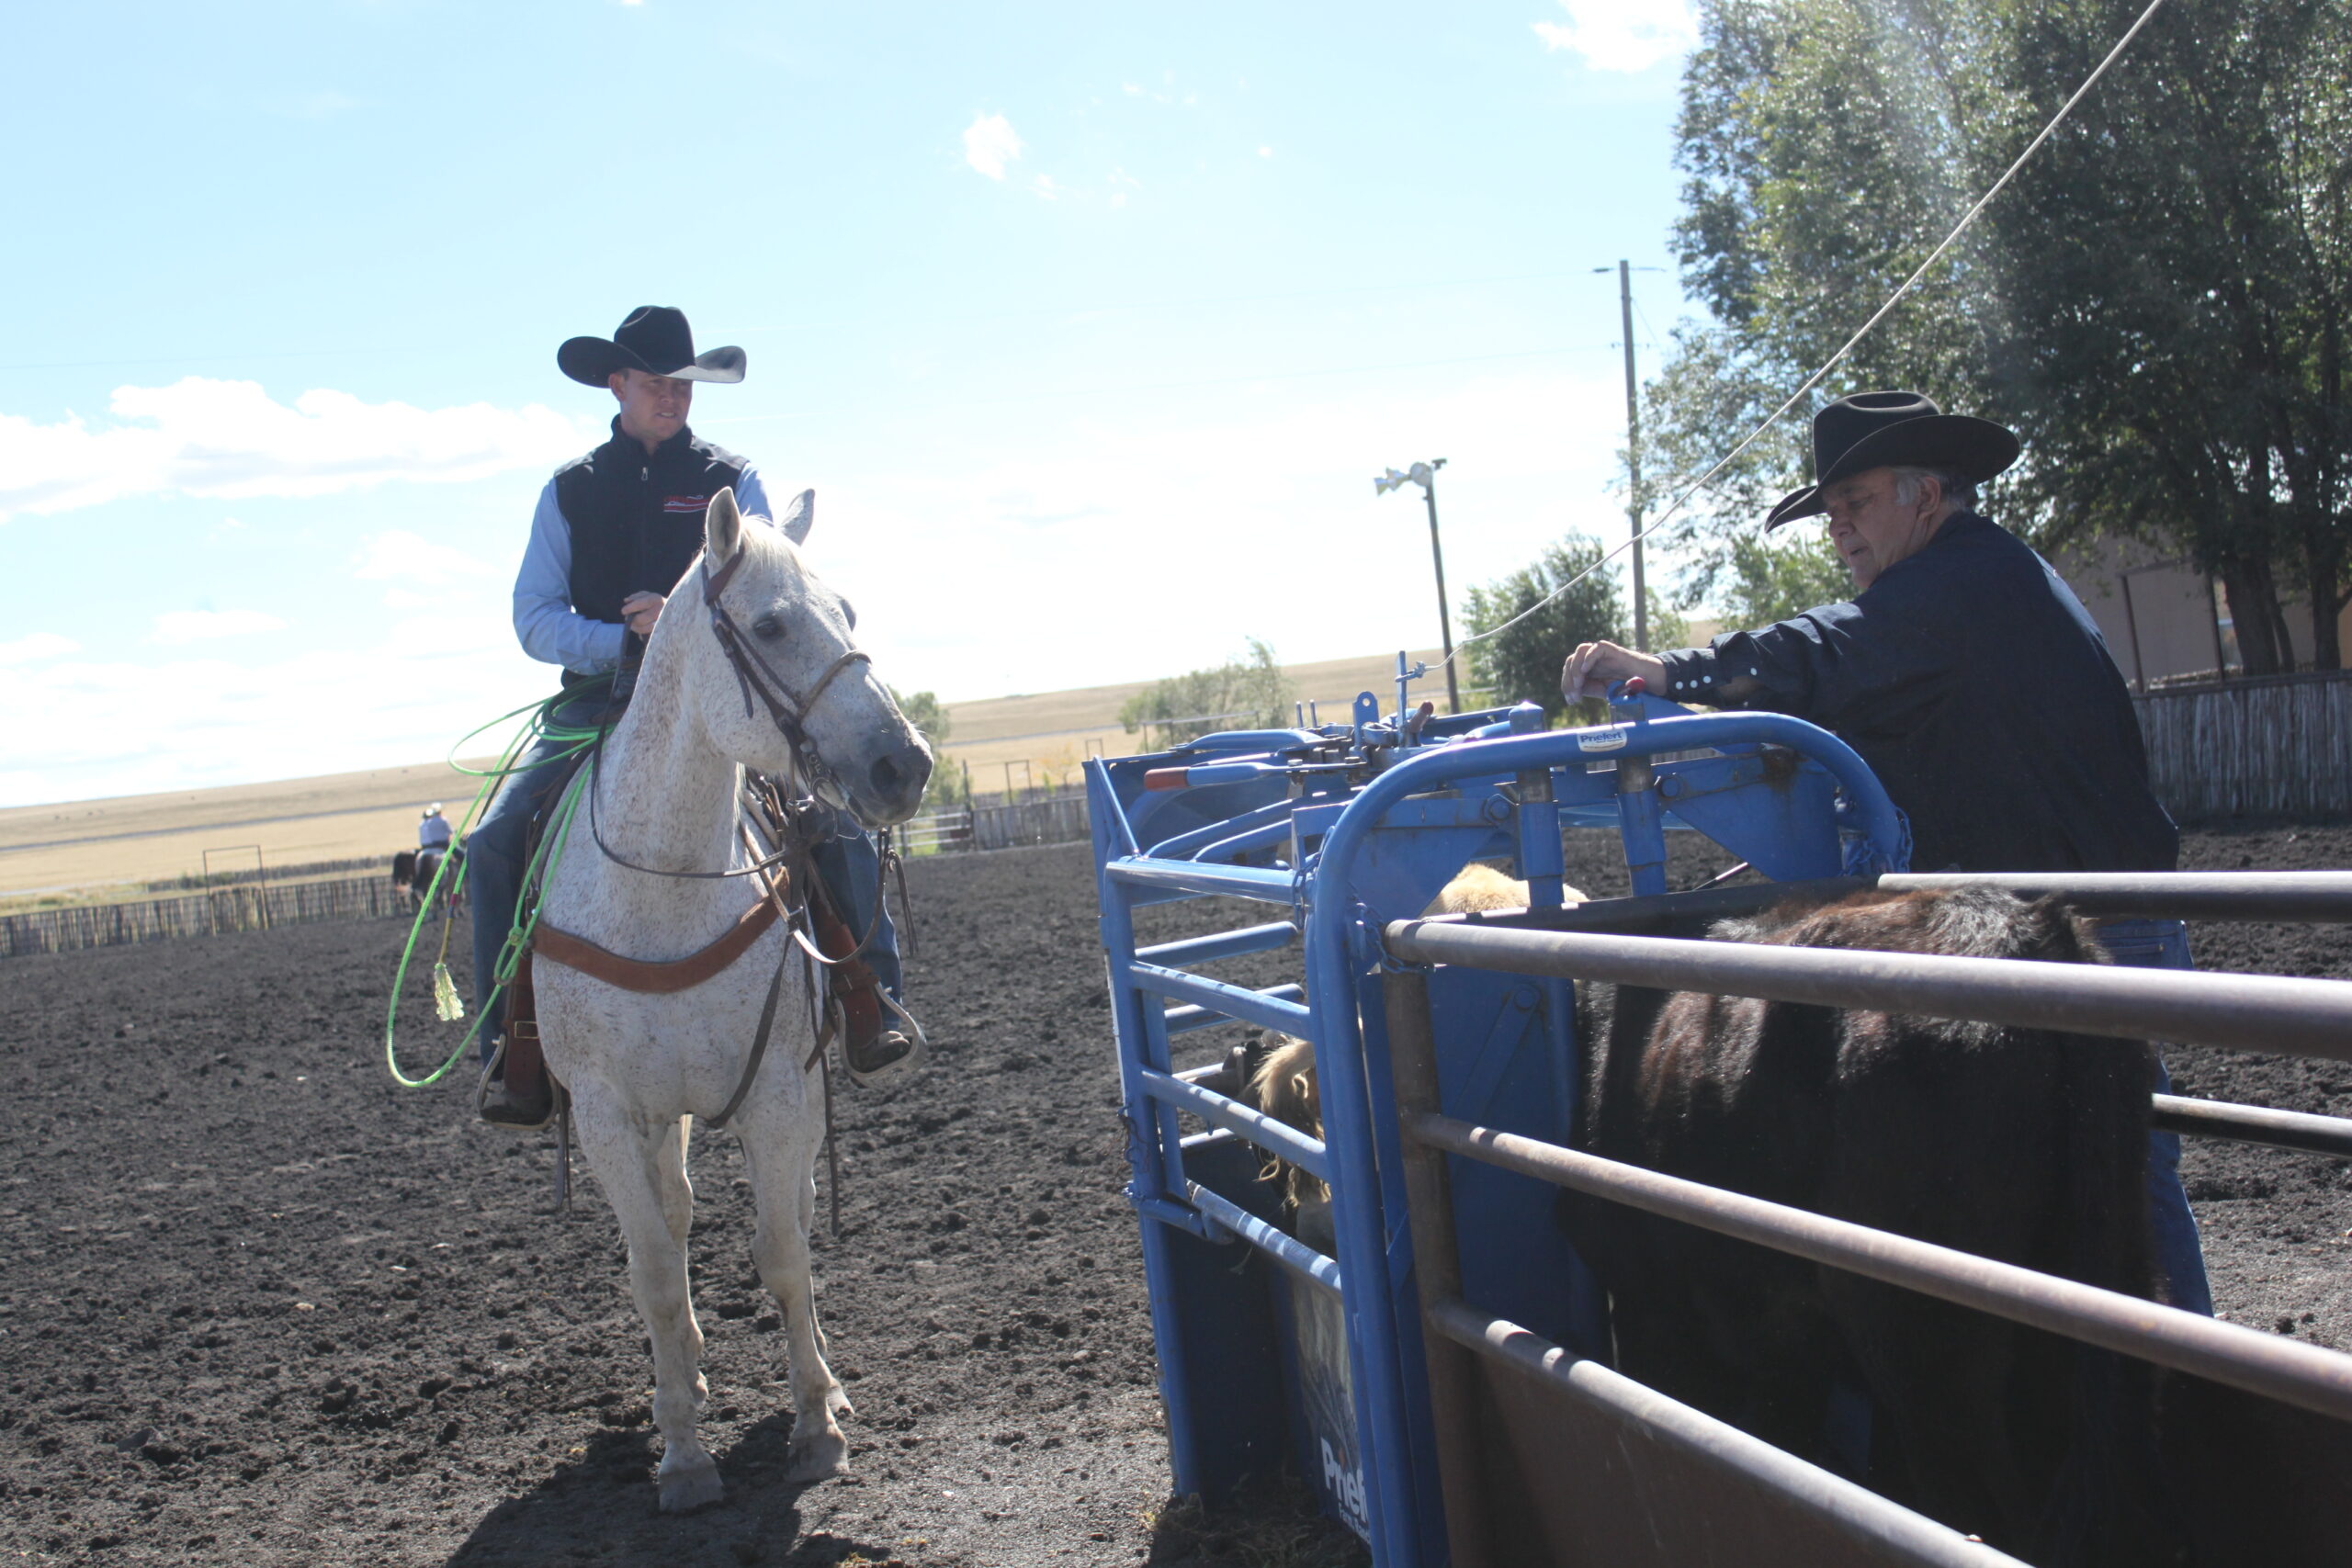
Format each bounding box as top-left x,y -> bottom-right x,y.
1562,640 -> 1667,704
621,592 -> 667,638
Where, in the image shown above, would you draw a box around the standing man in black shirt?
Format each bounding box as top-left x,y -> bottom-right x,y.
1563,390 -> 2209,1312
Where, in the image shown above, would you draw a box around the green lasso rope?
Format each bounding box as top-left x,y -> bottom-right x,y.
381,692 -> 605,1089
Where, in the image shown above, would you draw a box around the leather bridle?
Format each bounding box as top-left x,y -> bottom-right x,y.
586,540 -> 874,886
700,542 -> 873,794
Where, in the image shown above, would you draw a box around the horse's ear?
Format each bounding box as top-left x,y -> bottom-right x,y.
706,487 -> 744,563
777,488 -> 815,546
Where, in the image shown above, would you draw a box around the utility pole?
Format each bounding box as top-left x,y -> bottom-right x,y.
1374,458 -> 1463,713
1420,460 -> 1461,713
1618,259 -> 1647,652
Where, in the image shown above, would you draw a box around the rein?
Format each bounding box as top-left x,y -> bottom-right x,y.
586,542 -> 868,886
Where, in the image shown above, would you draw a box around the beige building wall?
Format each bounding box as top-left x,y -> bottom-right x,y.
2053,537 -> 2352,688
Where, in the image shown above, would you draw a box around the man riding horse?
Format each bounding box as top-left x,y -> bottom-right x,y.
1562,390 -> 2213,1314
470,305 -> 920,1127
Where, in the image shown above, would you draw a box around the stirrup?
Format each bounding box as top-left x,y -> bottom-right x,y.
477,1037 -> 556,1132
842,993 -> 929,1090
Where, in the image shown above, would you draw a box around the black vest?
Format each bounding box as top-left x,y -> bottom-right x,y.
552,420 -> 748,626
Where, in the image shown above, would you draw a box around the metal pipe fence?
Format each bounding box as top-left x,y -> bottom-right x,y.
1385,968 -> 2029,1568
1384,919 -> 2352,1062
1381,964 -> 2352,1567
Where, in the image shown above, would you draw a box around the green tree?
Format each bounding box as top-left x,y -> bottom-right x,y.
888,687 -> 965,807
1978,0 -> 2352,669
1117,637 -> 1297,745
1716,530 -> 1853,627
1459,536 -> 1643,718
891,687 -> 950,748
1650,0 -> 2352,671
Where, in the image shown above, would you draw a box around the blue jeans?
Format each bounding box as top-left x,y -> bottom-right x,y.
2096,918 -> 2215,1316
806,806 -> 903,1001
468,689 -> 903,1060
468,687 -> 611,1061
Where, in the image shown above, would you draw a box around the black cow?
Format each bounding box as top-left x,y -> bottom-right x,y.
1561,886 -> 2172,1565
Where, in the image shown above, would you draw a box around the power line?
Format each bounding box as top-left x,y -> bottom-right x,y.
1448,0 -> 2175,670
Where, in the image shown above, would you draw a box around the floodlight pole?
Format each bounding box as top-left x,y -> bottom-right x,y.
1619,259 -> 1647,652
1421,460 -> 1462,714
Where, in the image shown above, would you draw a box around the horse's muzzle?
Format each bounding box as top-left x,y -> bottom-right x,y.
865,744 -> 933,824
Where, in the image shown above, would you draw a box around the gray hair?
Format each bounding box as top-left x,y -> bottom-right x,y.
1889,466 -> 1978,513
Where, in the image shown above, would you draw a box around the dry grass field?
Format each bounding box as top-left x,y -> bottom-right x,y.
2,649 -> 1460,898
0,759 -> 498,904
935,647 -> 1454,785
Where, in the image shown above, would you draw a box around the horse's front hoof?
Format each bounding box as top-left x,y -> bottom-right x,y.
658,1455 -> 726,1513
785,1430 -> 850,1484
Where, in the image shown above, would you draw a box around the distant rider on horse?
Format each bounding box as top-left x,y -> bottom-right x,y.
418,804 -> 453,853
469,305 -> 919,1127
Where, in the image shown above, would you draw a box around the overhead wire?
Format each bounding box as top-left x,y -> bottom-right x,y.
1444,0 -> 2176,672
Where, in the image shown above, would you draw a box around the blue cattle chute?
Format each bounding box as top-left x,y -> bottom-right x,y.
1088,671 -> 1907,1567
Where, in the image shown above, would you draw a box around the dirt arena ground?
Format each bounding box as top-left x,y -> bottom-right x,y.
1,827 -> 2346,1567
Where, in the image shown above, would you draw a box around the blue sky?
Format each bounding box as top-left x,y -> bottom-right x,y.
0,0 -> 1703,805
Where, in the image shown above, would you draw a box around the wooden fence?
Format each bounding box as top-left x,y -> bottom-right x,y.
2133,669 -> 2352,822
21,678 -> 2323,962
1,874 -> 410,960
7,795 -> 1100,960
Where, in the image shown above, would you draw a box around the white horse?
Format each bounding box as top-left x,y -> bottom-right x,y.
534,487 -> 932,1512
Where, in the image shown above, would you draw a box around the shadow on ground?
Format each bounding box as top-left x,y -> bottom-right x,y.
445,1416 -> 906,1568
1142,1476 -> 1367,1568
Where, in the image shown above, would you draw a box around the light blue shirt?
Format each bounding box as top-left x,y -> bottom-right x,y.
512,460 -> 772,674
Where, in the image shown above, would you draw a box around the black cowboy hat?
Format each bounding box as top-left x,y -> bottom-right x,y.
1763,390 -> 2019,529
558,305 -> 745,387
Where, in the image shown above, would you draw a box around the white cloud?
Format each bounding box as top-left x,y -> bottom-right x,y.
0,365 -> 1643,810
149,609 -> 288,646
353,528 -> 502,583
0,619 -> 546,810
963,113 -> 1023,180
0,378 -> 585,520
0,632 -> 80,666
810,367 -> 1633,705
1533,0 -> 1698,73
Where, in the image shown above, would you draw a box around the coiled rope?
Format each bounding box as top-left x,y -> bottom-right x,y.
381,691 -> 604,1088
